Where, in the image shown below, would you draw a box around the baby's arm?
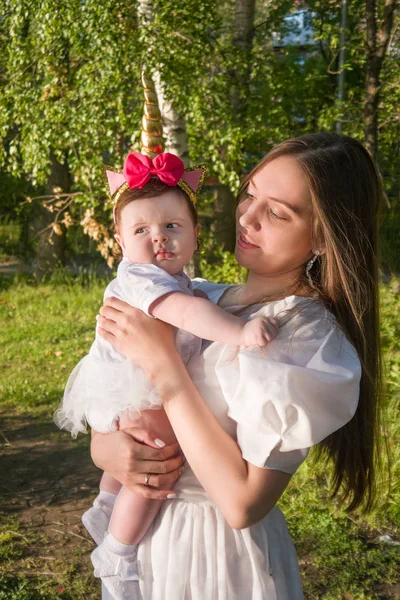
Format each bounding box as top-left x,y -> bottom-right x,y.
151,293 -> 278,347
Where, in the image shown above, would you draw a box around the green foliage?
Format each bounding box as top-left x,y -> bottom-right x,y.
0,1 -> 399,270
199,248 -> 246,284
0,221 -> 20,261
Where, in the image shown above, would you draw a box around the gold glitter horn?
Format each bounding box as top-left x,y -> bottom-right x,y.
141,71 -> 165,158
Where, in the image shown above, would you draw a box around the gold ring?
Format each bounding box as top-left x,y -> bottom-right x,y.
144,473 -> 151,486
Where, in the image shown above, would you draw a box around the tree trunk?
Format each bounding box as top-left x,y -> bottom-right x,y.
211,184 -> 237,253
153,72 -> 190,167
364,0 -> 397,158
34,154 -> 70,280
364,61 -> 380,158
214,0 -> 256,253
137,0 -> 197,273
137,0 -> 189,165
231,0 -> 256,118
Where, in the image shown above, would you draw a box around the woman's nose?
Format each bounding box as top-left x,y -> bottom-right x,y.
238,205 -> 262,232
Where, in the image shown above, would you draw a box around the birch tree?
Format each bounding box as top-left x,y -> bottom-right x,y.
137,0 -> 190,166
210,0 -> 256,253
364,0 -> 397,158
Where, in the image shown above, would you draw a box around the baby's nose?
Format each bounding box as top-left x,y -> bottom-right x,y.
152,230 -> 168,243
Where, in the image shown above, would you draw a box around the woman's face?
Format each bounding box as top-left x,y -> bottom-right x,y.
235,155 -> 314,281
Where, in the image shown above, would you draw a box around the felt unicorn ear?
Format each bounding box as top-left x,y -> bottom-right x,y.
181,169 -> 203,193
177,165 -> 207,204
105,170 -> 126,198
101,165 -> 128,204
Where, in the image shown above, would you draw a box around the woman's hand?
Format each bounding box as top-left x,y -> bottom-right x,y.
91,427 -> 185,500
97,296 -> 179,378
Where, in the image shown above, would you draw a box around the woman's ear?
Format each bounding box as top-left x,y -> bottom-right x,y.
313,247 -> 326,256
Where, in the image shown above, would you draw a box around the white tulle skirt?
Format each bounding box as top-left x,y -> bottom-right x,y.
54,354 -> 163,437
100,470 -> 304,599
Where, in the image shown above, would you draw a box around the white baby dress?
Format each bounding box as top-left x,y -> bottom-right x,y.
54,258 -> 201,437
101,281 -> 362,600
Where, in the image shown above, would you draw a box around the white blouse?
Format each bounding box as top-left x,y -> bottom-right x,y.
102,282 -> 362,599
201,286 -> 361,473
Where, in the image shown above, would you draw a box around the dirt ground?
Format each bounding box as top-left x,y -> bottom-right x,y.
1,409 -> 399,599
0,408 -> 100,585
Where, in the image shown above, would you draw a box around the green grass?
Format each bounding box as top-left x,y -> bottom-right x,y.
0,273 -> 106,412
0,514 -> 98,600
0,274 -> 399,599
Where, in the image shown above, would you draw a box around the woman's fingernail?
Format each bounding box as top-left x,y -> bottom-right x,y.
154,438 -> 166,447
166,493 -> 176,499
95,314 -> 100,320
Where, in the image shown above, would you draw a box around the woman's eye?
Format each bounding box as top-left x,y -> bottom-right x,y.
166,223 -> 178,229
269,208 -> 286,221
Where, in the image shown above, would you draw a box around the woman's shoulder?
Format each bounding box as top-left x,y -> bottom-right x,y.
247,296 -> 360,374
253,295 -> 336,341
191,278 -> 233,304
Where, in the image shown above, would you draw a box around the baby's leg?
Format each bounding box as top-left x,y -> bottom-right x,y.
82,453 -> 123,545
100,471 -> 123,495
82,472 -> 121,545
109,407 -> 177,545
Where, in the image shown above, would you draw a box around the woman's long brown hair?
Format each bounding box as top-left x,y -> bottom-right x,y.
240,133 -> 385,512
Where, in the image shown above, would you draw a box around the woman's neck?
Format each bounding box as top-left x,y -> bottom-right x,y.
239,270 -> 303,305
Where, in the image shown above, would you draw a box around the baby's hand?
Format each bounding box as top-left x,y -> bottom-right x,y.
241,317 -> 279,348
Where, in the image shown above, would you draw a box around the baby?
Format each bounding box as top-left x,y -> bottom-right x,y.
54,152 -> 278,600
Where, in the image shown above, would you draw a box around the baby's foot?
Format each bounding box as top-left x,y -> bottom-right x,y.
91,533 -> 140,600
82,491 -> 117,545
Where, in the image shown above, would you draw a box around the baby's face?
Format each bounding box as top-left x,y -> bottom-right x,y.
115,191 -> 199,276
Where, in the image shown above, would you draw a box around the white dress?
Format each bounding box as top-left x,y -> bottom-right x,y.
54,259 -> 201,437
102,281 -> 362,600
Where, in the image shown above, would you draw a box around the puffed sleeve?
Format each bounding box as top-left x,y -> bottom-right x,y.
214,298 -> 361,473
115,260 -> 187,316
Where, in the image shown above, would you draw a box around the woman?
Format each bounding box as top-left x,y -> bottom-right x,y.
92,133 -> 383,599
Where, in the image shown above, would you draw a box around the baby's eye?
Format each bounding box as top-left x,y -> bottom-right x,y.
166,223 -> 178,229
135,227 -> 146,234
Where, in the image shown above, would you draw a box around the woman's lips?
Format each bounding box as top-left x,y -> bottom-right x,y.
237,235 -> 260,250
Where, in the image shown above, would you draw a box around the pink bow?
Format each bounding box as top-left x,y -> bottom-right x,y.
122,152 -> 184,189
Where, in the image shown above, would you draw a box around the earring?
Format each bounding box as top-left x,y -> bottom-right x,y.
306,250 -> 321,289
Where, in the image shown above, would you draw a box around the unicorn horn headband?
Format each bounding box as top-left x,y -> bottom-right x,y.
103,71 -> 206,208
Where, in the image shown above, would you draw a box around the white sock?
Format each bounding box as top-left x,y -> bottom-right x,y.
82,491 -> 117,546
95,490 -> 118,517
92,533 -> 139,581
106,532 -> 137,556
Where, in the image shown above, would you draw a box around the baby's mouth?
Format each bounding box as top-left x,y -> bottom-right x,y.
156,249 -> 174,258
